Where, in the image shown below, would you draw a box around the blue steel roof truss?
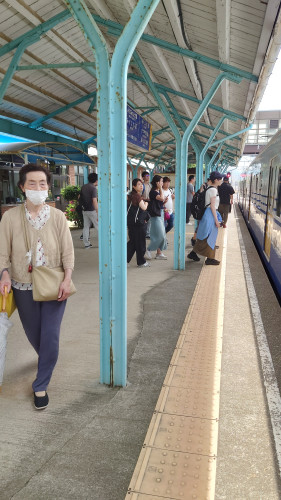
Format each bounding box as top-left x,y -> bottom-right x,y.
0,8 -> 257,163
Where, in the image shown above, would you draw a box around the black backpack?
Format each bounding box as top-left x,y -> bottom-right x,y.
191,185 -> 212,220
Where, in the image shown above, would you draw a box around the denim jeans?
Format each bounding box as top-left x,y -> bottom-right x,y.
165,212 -> 174,233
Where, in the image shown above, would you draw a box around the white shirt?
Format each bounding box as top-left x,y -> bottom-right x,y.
205,187 -> 220,210
162,188 -> 173,214
12,204 -> 50,290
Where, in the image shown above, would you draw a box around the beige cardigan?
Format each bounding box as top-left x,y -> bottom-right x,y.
0,205 -> 74,283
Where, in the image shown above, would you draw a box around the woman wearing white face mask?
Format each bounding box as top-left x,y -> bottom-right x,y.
0,164 -> 74,410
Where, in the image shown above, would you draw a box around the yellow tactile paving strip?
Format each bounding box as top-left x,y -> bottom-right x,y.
126,229 -> 227,500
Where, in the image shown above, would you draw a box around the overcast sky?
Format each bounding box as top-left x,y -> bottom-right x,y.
259,49 -> 281,110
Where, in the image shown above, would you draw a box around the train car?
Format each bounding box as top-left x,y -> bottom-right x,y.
238,130 -> 281,301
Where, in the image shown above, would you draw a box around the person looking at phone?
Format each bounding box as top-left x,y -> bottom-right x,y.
145,175 -> 167,260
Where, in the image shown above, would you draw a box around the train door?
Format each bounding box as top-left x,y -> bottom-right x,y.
248,174 -> 252,221
264,157 -> 277,259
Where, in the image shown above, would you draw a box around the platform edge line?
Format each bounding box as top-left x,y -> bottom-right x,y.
235,205 -> 281,477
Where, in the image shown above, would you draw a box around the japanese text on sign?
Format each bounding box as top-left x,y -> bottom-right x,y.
127,105 -> 152,151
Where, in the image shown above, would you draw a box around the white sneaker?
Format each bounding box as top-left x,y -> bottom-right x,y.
138,262 -> 150,267
187,222 -> 193,225
155,253 -> 167,260
144,250 -> 152,260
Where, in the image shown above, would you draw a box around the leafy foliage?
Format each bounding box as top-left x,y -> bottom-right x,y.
61,185 -> 81,201
64,200 -> 83,228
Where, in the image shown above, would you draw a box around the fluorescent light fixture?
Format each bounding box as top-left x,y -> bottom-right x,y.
88,146 -> 97,156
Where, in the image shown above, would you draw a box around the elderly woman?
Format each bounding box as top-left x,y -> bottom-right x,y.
0,163 -> 74,410
193,171 -> 223,265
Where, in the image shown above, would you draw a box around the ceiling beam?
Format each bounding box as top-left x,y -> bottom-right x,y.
128,73 -> 247,121
216,0 -> 231,132
94,14 -> 258,82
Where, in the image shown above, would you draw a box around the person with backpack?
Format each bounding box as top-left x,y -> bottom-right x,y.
187,179 -> 211,261
193,171 -> 223,265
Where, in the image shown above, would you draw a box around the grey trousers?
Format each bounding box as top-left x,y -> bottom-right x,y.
83,210 -> 98,247
13,288 -> 66,392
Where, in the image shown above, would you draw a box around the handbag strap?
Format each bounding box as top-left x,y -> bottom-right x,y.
21,204 -> 34,278
135,207 -> 140,224
21,203 -> 31,252
127,202 -> 132,215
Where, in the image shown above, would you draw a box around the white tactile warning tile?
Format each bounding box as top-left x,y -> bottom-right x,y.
126,229 -> 226,500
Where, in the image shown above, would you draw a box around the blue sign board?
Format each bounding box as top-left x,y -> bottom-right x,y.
127,105 -> 152,151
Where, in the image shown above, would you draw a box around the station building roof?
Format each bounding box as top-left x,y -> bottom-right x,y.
0,0 -> 281,168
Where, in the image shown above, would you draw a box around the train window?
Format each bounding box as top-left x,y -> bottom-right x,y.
277,168 -> 281,218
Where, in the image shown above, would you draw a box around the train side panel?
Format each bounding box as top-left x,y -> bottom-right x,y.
239,132 -> 281,300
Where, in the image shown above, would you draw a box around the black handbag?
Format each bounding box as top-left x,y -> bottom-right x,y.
147,199 -> 161,217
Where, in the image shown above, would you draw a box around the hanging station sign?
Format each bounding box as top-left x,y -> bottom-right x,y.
127,105 -> 152,151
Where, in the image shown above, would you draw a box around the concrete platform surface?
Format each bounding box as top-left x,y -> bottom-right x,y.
0,226 -> 203,500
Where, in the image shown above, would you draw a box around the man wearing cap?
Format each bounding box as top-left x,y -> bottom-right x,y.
142,170 -> 152,238
218,176 -> 235,228
193,171 -> 223,265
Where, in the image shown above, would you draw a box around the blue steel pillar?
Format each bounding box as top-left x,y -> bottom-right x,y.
65,0 -> 160,387
197,115 -> 236,188
213,147 -> 230,170
133,53 -> 184,270
207,123 -> 253,177
206,144 -> 223,178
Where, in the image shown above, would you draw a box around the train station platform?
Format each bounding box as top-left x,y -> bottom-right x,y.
1,206 -> 281,499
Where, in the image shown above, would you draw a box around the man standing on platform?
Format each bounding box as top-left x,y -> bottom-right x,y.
218,175 -> 235,228
186,175 -> 195,225
80,172 -> 98,248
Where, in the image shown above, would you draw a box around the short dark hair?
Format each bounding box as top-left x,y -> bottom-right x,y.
88,172 -> 98,183
163,176 -> 171,183
188,175 -> 195,182
141,171 -> 150,178
132,178 -> 142,187
18,163 -> 51,192
151,174 -> 162,189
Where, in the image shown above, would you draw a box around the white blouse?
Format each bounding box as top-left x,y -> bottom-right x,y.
205,187 -> 220,210
12,204 -> 50,291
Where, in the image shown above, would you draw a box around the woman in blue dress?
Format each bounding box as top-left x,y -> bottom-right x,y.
193,171 -> 223,265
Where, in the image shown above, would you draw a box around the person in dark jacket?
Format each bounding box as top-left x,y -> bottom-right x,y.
127,178 -> 149,268
218,176 -> 235,228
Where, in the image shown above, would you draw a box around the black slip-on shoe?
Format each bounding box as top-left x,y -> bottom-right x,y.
34,392 -> 49,410
187,251 -> 200,262
205,258 -> 220,266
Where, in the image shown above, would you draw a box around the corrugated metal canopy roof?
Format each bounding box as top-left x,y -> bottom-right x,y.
0,0 -> 281,168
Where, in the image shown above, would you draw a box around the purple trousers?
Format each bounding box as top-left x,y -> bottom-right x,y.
13,288 -> 66,392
